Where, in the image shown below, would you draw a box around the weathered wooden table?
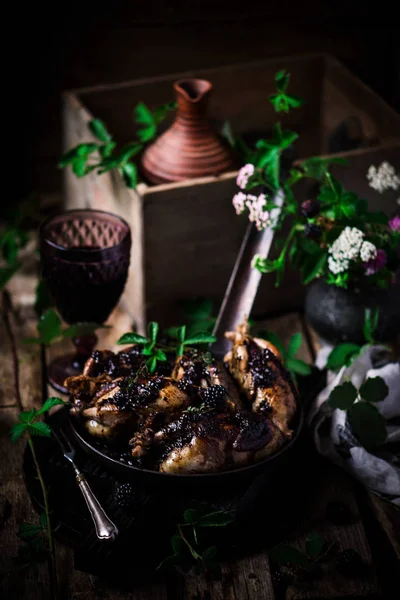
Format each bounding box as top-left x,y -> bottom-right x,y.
1,278 -> 399,600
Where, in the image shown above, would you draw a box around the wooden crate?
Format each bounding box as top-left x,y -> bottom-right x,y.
62,53 -> 400,334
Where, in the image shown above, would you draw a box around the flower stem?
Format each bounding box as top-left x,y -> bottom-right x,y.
28,436 -> 59,600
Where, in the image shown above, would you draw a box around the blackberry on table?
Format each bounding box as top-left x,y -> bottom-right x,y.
114,482 -> 135,507
304,223 -> 322,240
301,199 -> 321,218
335,549 -> 365,577
201,385 -> 227,408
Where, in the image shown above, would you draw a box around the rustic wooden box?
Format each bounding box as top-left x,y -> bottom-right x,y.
62,53 -> 400,333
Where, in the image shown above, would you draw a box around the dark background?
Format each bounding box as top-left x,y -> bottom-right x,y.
9,2 -> 400,211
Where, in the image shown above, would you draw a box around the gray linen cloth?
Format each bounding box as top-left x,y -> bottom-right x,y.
309,344 -> 400,505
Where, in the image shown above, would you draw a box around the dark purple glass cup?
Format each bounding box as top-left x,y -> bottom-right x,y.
39,209 -> 131,392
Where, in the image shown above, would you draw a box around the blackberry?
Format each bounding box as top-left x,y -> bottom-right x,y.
304,223 -> 322,240
301,199 -> 321,218
271,569 -> 289,590
325,501 -> 353,525
201,385 -> 227,408
335,549 -> 365,577
114,482 -> 135,507
178,378 -> 191,392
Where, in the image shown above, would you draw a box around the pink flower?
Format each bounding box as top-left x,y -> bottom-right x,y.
236,164 -> 255,189
232,192 -> 246,214
389,215 -> 400,233
364,249 -> 387,276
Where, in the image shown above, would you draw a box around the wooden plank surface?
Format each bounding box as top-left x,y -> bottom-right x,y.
1,279 -> 398,599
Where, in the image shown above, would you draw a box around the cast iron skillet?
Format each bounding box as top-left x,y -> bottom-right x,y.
66,399 -> 304,492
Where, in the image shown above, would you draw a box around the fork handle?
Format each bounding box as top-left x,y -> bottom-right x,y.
76,473 -> 118,540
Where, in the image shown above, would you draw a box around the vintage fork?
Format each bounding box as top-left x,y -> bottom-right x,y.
52,428 -> 118,541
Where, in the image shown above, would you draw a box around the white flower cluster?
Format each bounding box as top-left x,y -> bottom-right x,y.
232,192 -> 272,230
236,164 -> 255,189
360,241 -> 377,262
328,227 -> 378,274
367,161 -> 400,194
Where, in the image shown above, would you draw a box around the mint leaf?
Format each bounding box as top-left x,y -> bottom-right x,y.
10,423 -> 27,442
18,523 -> 43,541
121,162 -> 137,188
268,543 -> 309,566
326,343 -> 361,371
275,69 -> 290,91
184,333 -> 216,346
148,322 -> 159,343
286,357 -> 312,376
198,511 -> 234,527
34,279 -> 53,316
99,141 -> 116,159
184,509 -> 198,524
348,402 -> 387,449
37,309 -> 62,344
171,534 -> 182,554
359,377 -> 389,403
176,325 -> 186,343
306,531 -> 324,558
363,307 -> 379,343
19,410 -> 35,423
286,94 -> 304,108
154,349 -> 167,361
118,143 -> 142,164
287,332 -> 302,358
302,253 -> 327,285
134,102 -> 154,126
147,356 -> 157,373
117,332 -> 148,345
28,422 -> 52,437
89,119 -> 112,142
328,381 -> 358,410
37,397 -> 66,416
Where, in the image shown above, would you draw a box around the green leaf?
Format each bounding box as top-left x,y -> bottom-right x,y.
17,523 -> 43,541
184,509 -> 198,524
359,377 -> 389,403
286,94 -> 304,109
184,333 -> 216,346
177,343 -> 185,357
118,143 -> 142,164
328,381 -> 358,410
258,330 -> 285,356
22,337 -> 42,345
153,101 -> 177,124
287,332 -> 302,358
10,423 -> 27,442
268,543 -> 309,566
302,253 -> 327,285
98,141 -> 116,159
279,130 -> 298,149
117,332 -> 148,345
275,69 -> 290,92
154,349 -> 167,362
28,422 -> 52,437
257,146 -> 280,189
198,511 -> 234,527
89,119 -> 112,142
34,279 -> 53,316
286,357 -> 312,376
363,307 -> 379,344
0,262 -> 21,290
19,410 -> 35,423
326,343 -> 362,371
72,157 -> 89,177
37,309 -> 62,344
121,162 -> 137,188
171,534 -> 182,554
134,102 -> 154,126
220,120 -> 235,147
147,356 -> 157,373
306,531 -> 324,558
37,397 -> 66,416
348,402 -> 387,449
176,325 -> 186,343
62,322 -> 108,338
148,322 -> 159,343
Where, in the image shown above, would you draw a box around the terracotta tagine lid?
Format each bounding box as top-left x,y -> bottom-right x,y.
141,78 -> 238,184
